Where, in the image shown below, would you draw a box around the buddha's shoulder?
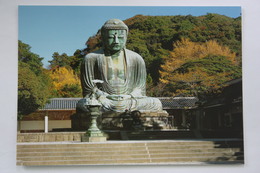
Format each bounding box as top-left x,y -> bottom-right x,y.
125,49 -> 142,58
84,49 -> 104,60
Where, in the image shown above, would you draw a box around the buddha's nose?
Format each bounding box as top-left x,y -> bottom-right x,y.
114,36 -> 119,44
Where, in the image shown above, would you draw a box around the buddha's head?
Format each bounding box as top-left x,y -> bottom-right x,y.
101,19 -> 128,55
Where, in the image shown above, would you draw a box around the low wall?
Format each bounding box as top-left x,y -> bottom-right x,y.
19,120 -> 71,132
17,132 -> 84,143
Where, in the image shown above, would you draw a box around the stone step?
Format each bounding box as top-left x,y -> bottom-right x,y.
17,145 -> 241,154
16,145 -> 240,154
17,139 -> 243,148
17,151 -> 242,161
17,140 -> 244,166
17,140 -> 242,150
17,142 -> 146,149
17,155 -> 244,166
17,158 -> 151,166
150,155 -> 244,163
17,148 -> 241,158
148,148 -> 241,154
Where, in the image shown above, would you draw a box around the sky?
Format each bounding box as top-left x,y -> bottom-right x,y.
18,6 -> 241,68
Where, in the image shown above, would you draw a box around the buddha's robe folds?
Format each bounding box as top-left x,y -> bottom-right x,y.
80,48 -> 162,112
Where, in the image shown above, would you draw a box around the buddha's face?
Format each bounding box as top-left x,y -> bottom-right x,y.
103,29 -> 127,54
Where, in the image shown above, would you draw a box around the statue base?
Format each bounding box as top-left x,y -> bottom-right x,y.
73,110 -> 170,131
101,110 -> 170,130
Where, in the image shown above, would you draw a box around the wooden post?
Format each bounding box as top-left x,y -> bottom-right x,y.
182,111 -> 186,128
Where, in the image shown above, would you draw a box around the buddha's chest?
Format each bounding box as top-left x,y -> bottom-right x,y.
105,54 -> 126,85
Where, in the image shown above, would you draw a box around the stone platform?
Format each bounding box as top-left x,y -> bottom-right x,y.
17,139 -> 244,166
17,132 -> 84,143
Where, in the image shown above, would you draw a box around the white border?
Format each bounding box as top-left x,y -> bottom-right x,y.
1,0 -> 260,172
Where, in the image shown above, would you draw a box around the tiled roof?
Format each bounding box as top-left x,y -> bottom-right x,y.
40,97 -> 198,110
159,97 -> 198,109
41,98 -> 81,110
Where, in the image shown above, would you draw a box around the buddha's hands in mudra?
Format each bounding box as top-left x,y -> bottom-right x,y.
106,94 -> 131,101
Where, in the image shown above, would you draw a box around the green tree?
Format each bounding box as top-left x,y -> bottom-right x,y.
18,40 -> 44,75
18,41 -> 52,119
59,84 -> 82,98
70,49 -> 85,75
49,52 -> 71,69
48,50 -> 84,75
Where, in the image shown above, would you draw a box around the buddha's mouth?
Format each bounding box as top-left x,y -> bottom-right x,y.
111,44 -> 121,50
112,43 -> 120,47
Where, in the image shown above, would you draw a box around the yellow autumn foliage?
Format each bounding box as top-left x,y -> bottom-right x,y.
49,66 -> 80,91
160,38 -> 236,84
170,68 -> 232,96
